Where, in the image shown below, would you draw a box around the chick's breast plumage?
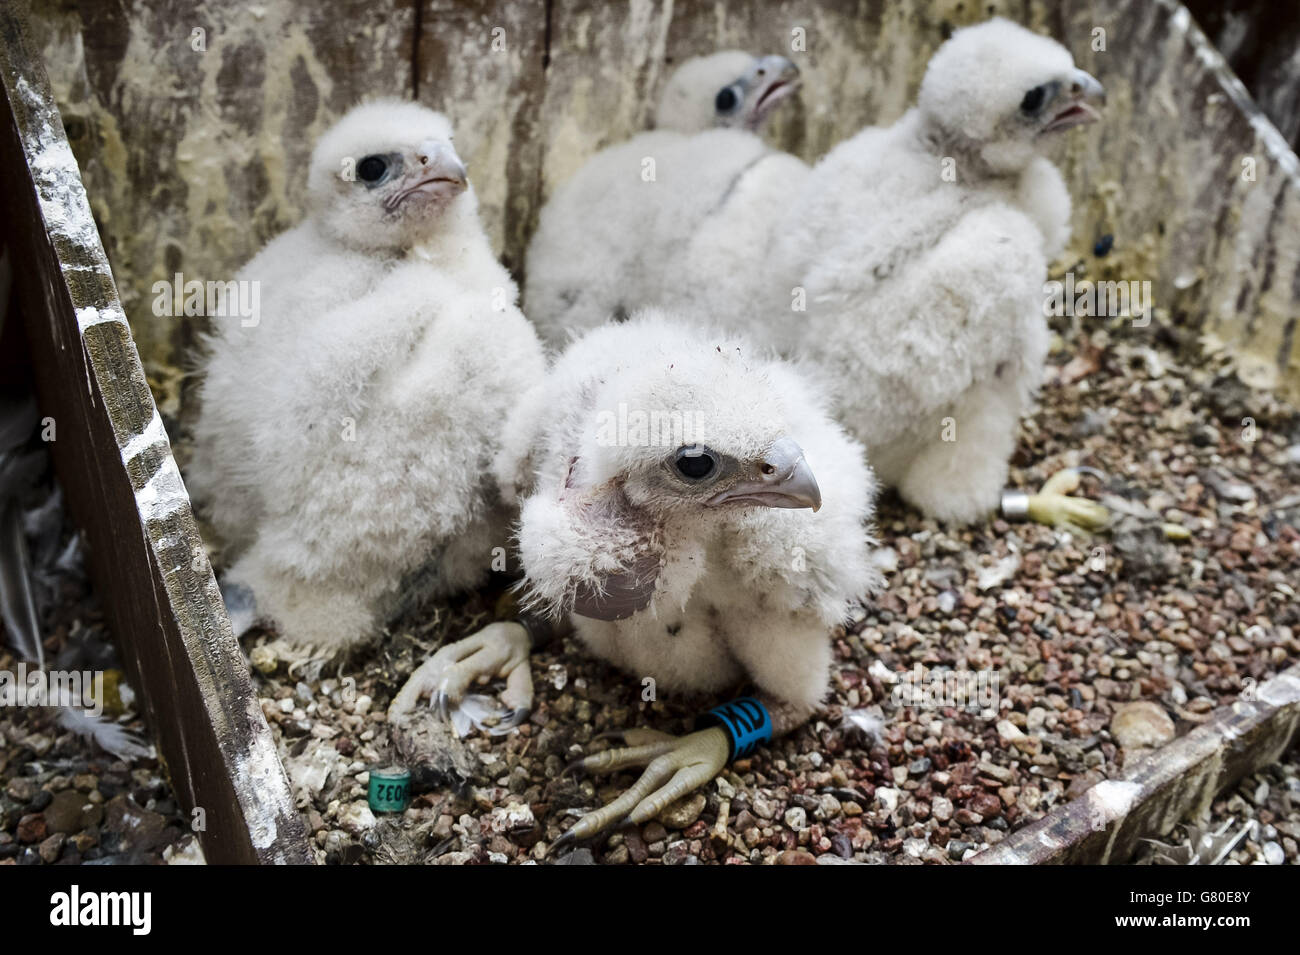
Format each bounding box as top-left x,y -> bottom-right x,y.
753,18 -> 1100,524
502,312 -> 879,712
190,100 -> 546,650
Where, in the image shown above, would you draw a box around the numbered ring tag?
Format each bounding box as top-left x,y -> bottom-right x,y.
367,766 -> 412,813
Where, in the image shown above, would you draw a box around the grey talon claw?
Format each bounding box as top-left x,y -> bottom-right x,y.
562,757 -> 588,777
550,830 -> 577,854
389,621 -> 535,733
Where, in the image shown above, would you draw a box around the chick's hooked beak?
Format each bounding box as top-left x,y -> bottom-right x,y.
387,140 -> 468,210
1042,69 -> 1105,134
707,436 -> 822,512
746,55 -> 801,128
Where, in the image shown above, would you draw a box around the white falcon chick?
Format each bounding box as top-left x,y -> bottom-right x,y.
189,100 -> 546,651
757,18 -> 1103,524
654,50 -> 801,134
391,312 -> 879,843
524,51 -> 803,348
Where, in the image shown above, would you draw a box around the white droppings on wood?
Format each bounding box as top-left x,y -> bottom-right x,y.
1089,779 -> 1144,864
1162,0 -> 1300,180
119,410 -> 168,464
75,304 -> 127,332
135,454 -> 189,524
233,743 -> 299,854
1088,779 -> 1144,822
14,77 -> 105,253
1259,671 -> 1300,707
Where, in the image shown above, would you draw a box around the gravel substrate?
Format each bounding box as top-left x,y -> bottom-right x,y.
243,307 -> 1300,865
0,519 -> 199,866
5,272 -> 1296,866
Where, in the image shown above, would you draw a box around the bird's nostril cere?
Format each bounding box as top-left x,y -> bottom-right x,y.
761,463 -> 777,476
417,154 -> 428,164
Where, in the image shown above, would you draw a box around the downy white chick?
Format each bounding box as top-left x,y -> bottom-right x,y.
189,100 -> 546,651
757,18 -> 1103,524
524,52 -> 804,348
391,312 -> 879,843
654,50 -> 800,134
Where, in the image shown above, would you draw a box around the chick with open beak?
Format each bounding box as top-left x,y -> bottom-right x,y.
652,49 -> 803,134
524,49 -> 807,347
1029,68 -> 1106,135
714,53 -> 802,131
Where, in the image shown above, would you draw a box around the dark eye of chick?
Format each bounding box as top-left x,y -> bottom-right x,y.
714,86 -> 740,113
1020,85 -> 1048,114
357,155 -> 389,183
673,446 -> 718,481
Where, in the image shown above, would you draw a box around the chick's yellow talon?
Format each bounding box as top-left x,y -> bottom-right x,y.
1039,468 -> 1083,497
1025,493 -> 1110,533
555,726 -> 729,847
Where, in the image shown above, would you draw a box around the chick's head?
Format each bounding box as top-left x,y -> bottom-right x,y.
577,334 -> 822,524
308,100 -> 470,252
918,18 -> 1104,173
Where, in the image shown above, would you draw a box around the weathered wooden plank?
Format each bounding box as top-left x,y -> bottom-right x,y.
1184,0 -> 1300,152
971,665 -> 1300,865
25,0 -> 1300,403
416,0 -> 549,274
1049,0 -> 1300,402
0,2 -> 311,865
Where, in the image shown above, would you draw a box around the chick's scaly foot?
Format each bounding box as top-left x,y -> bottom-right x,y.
387,621 -> 533,737
555,726 -> 729,848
